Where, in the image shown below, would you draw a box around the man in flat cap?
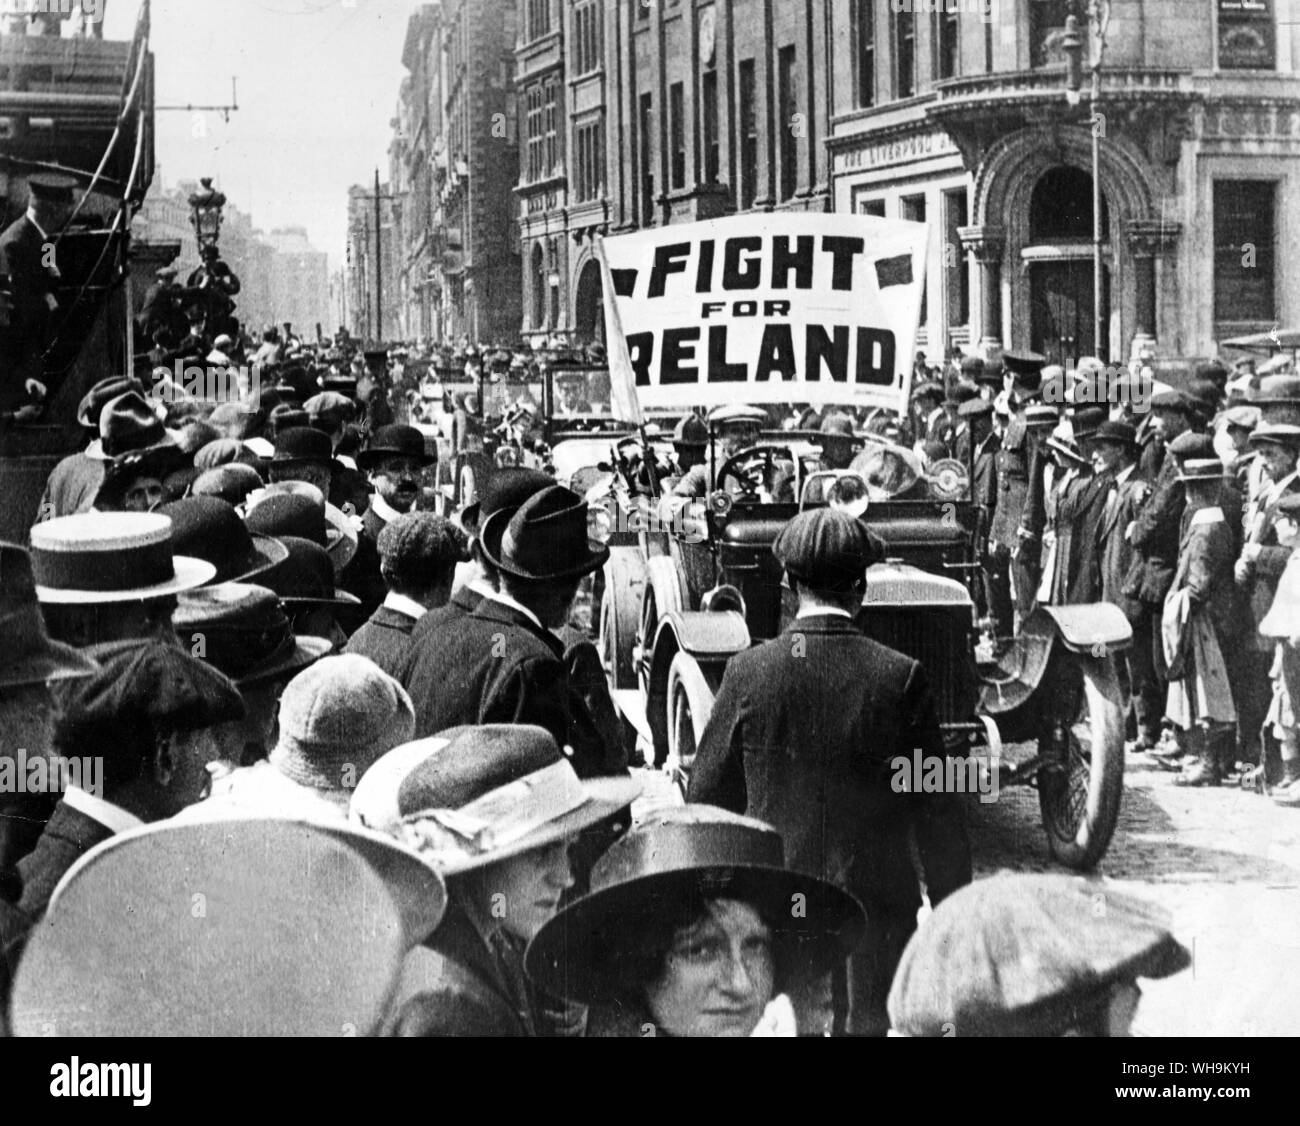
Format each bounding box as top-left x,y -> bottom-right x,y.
0,175 -> 77,411
690,508 -> 971,1037
346,512 -> 468,678
15,639 -> 245,920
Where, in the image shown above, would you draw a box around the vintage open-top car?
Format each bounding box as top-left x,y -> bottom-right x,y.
597,423 -> 1132,871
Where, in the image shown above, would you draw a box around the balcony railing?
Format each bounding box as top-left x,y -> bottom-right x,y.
931,66 -> 1195,112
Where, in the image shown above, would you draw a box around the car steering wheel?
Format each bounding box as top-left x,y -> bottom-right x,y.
716,448 -> 783,501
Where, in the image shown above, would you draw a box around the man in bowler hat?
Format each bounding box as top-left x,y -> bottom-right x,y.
689,508 -> 972,1036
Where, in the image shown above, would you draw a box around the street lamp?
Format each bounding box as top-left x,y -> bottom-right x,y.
187,177 -> 227,252
1061,0 -> 1111,362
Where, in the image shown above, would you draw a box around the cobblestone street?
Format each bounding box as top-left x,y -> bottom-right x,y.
634,745 -> 1300,1037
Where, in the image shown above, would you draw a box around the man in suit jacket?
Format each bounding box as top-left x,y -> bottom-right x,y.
689,508 -> 972,1037
17,640 -> 243,919
0,175 -> 74,406
401,485 -> 613,780
1093,421 -> 1159,749
342,425 -> 436,618
346,512 -> 466,678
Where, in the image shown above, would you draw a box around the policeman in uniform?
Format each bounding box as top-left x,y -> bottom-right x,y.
0,175 -> 76,411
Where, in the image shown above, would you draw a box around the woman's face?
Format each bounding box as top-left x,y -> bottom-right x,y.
645,898 -> 776,1038
485,840 -> 575,943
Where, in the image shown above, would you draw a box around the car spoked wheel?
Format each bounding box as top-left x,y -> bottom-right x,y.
666,652 -> 713,798
1037,653 -> 1125,870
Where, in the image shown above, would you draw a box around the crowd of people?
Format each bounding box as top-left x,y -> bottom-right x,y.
0,335 -> 1208,1036
902,347 -> 1300,800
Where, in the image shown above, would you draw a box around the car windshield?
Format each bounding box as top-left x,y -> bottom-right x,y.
482,378 -> 544,419
553,367 -> 614,417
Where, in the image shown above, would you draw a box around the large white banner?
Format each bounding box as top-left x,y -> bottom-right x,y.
599,212 -> 928,415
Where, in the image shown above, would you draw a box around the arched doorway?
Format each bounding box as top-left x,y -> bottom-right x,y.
573,258 -> 604,345
1026,166 -> 1111,365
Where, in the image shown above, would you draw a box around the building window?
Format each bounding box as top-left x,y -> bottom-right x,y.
639,93 -> 655,226
902,194 -> 927,326
526,84 -> 544,182
575,117 -> 604,202
527,0 -> 550,41
985,14 -> 994,72
935,7 -> 959,80
544,79 -> 560,175
1030,0 -> 1071,69
532,243 -> 546,329
550,240 -> 561,327
859,198 -> 886,217
739,58 -> 758,210
944,188 -> 970,329
670,82 -> 686,190
701,66 -> 720,183
574,1 -> 602,75
777,46 -> 798,202
893,9 -> 916,98
1218,0 -> 1275,69
635,0 -> 649,22
855,0 -> 875,108
1215,180 -> 1276,323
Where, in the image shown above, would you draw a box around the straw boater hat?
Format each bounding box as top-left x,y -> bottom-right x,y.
526,805 -> 866,1006
350,725 -> 641,877
0,544 -> 98,690
1247,422 -> 1300,450
29,513 -> 216,604
1177,458 -> 1225,483
887,874 -> 1189,1037
9,818 -> 445,1037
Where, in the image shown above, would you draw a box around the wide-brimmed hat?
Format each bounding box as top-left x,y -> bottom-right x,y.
525,805 -> 867,1006
1089,420 -> 1139,449
357,425 -> 435,471
30,513 -> 216,604
0,543 -> 99,690
8,819 -> 436,1037
158,497 -> 289,585
479,485 -> 610,582
351,725 -> 641,877
910,380 -> 944,404
76,376 -> 144,431
244,482 -> 359,573
174,584 -> 332,688
459,466 -> 554,536
1251,375 -> 1300,406
1177,458 -> 1224,483
85,392 -> 177,461
1045,434 -> 1090,466
272,426 -> 336,467
1248,422 -> 1300,450
191,463 -> 265,507
93,443 -> 193,510
672,415 -> 709,448
887,874 -> 1189,1037
261,536 -> 361,609
1223,405 -> 1260,431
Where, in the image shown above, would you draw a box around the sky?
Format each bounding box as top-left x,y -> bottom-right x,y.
104,0 -> 414,269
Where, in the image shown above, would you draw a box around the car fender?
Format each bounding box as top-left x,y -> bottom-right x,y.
1040,602 -> 1133,655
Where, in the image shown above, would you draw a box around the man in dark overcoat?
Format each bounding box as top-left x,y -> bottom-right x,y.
689,508 -> 972,1037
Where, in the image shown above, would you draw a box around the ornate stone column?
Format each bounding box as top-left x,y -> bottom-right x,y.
959,225 -> 1006,358
1126,219 -> 1182,360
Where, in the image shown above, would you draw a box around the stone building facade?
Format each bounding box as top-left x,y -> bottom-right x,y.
827,0 -> 1300,367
